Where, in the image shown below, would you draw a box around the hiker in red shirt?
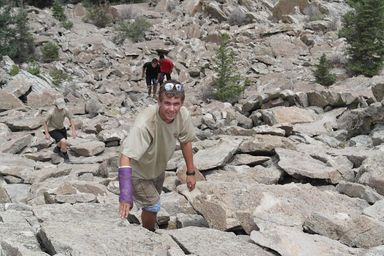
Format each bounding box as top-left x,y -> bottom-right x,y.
157,54 -> 174,85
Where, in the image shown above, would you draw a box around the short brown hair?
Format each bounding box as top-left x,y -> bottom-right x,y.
158,80 -> 185,102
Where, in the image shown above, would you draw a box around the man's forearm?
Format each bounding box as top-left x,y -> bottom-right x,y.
120,153 -> 131,167
180,141 -> 194,172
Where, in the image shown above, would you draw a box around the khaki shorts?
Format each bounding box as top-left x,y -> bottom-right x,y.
132,173 -> 165,208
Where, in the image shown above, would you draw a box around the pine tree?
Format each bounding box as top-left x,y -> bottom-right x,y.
52,0 -> 66,22
313,54 -> 336,86
13,8 -> 35,62
0,5 -> 35,62
339,0 -> 384,77
213,33 -> 243,103
0,5 -> 16,58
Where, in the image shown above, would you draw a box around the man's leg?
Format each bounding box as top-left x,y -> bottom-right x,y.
133,174 -> 164,231
152,79 -> 158,98
141,210 -> 157,231
59,138 -> 68,152
146,77 -> 151,96
147,85 -> 151,96
58,128 -> 70,163
50,130 -> 63,153
58,138 -> 70,162
158,73 -> 165,85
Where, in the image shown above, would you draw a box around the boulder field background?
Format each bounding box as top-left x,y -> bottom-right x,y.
0,0 -> 384,255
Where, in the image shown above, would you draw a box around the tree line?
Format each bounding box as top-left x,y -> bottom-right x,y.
0,0 -> 383,101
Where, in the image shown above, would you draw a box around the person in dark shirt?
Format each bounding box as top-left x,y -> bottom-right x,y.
142,58 -> 160,97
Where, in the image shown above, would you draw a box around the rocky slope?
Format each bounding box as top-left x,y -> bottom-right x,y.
0,0 -> 384,255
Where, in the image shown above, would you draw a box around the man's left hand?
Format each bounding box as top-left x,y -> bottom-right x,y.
186,175 -> 196,191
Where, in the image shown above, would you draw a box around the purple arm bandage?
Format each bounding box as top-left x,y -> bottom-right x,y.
118,166 -> 133,204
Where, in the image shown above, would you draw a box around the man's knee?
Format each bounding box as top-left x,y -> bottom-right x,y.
59,138 -> 67,147
142,201 -> 161,213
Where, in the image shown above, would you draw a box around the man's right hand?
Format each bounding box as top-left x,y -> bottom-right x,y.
119,202 -> 131,219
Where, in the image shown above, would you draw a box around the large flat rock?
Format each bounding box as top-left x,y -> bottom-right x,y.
239,134 -> 295,154
32,203 -> 177,256
276,148 -> 342,183
0,207 -> 48,255
194,136 -> 243,171
178,181 -> 368,232
358,154 -> 384,195
165,226 -> 274,256
260,106 -> 317,125
250,226 -> 362,256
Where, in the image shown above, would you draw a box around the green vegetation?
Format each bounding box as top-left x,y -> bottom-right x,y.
83,3 -> 113,28
0,6 -> 35,63
49,68 -> 69,86
62,20 -> 73,30
51,0 -> 74,30
313,54 -> 336,86
113,16 -> 151,44
52,0 -> 66,21
28,61 -> 40,76
339,0 -> 384,77
213,33 -> 244,103
41,41 -> 59,62
9,64 -> 20,76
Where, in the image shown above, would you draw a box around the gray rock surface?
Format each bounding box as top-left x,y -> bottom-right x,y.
194,136 -> 243,171
250,225 -> 362,256
0,0 -> 383,253
276,148 -> 342,183
166,226 -> 274,256
358,154 -> 384,195
336,181 -> 383,204
32,203 -> 175,256
363,200 -> 384,222
178,181 -> 367,232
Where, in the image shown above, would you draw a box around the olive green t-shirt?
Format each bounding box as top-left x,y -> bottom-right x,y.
122,105 -> 195,179
45,108 -> 72,131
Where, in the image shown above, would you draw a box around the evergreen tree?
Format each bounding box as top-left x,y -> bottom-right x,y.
13,8 -> 35,62
313,54 -> 336,86
0,6 -> 34,62
0,5 -> 16,58
213,33 -> 243,103
52,0 -> 66,22
339,0 -> 384,77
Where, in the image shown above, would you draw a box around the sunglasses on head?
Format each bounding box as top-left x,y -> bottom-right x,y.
163,82 -> 184,92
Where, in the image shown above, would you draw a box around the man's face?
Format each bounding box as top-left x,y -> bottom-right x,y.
152,61 -> 158,67
158,95 -> 183,123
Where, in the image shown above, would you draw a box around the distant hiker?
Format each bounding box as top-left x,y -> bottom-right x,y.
157,54 -> 174,85
44,98 -> 76,163
142,58 -> 160,97
118,80 -> 196,231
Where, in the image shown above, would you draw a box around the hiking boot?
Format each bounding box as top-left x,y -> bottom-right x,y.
53,146 -> 60,154
62,152 -> 71,163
